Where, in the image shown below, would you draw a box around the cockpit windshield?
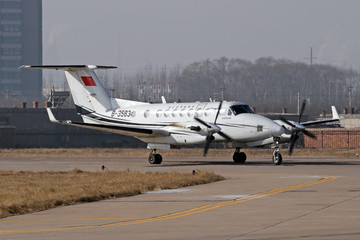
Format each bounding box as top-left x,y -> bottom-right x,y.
230,105 -> 255,115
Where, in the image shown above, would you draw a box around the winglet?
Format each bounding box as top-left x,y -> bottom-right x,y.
46,108 -> 58,123
331,106 -> 340,120
46,108 -> 72,124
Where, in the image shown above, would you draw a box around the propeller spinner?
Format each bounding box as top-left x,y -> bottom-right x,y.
280,100 -> 316,155
194,101 -> 232,156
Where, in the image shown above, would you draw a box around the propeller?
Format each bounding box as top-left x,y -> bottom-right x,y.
194,101 -> 232,156
280,100 -> 316,155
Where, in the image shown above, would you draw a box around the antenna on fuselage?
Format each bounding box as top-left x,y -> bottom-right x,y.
161,96 -> 167,104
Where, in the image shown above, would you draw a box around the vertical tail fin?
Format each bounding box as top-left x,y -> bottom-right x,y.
331,106 -> 340,120
20,65 -> 117,113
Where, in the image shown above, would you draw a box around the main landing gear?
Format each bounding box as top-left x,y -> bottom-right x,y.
148,149 -> 162,164
232,144 -> 283,165
233,147 -> 247,164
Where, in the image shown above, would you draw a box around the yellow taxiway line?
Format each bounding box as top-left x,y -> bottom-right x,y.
0,175 -> 336,235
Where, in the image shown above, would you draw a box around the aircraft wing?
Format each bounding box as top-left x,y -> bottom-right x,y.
46,108 -> 169,137
300,106 -> 340,126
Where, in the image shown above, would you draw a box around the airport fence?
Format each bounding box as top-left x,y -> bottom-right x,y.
304,129 -> 360,149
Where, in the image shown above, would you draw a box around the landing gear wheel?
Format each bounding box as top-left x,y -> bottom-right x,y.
233,152 -> 247,164
272,152 -> 282,165
148,153 -> 162,164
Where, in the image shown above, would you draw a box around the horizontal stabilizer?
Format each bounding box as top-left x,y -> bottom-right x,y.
20,65 -> 117,70
23,65 -> 118,113
301,106 -> 340,126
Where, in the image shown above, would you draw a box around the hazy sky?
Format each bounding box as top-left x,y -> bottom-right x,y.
43,0 -> 360,71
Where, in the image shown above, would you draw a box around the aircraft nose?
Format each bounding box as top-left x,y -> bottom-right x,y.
271,122 -> 285,137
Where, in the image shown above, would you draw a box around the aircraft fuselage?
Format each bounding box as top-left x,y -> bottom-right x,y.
79,101 -> 284,148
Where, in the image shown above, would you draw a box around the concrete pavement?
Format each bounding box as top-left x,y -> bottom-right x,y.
1,156 -> 360,239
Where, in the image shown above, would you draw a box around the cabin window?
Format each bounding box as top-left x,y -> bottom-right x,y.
195,108 -> 203,117
172,109 -> 179,117
164,109 -> 171,117
204,108 -> 212,116
180,108 -> 186,117
187,108 -> 195,117
131,111 -> 136,117
144,110 -> 150,118
156,109 -> 163,117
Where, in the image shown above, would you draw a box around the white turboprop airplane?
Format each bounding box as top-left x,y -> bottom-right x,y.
21,65 -> 339,165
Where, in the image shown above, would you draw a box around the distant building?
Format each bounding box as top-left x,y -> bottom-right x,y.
0,0 -> 42,106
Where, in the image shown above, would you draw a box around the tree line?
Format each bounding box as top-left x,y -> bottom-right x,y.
175,57 -> 360,115
41,57 -> 360,116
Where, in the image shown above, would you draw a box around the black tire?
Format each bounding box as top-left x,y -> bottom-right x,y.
148,153 -> 163,164
233,152 -> 247,164
272,152 -> 282,165
148,154 -> 157,164
154,154 -> 162,164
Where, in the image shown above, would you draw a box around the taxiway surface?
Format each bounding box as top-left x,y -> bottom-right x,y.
1,156 -> 360,240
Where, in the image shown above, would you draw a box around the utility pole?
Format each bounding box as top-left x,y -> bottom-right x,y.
305,47 -> 316,66
220,87 -> 225,101
348,86 -> 353,111
297,92 -> 300,114
303,47 -> 316,111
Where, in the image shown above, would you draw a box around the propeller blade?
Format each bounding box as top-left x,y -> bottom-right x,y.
280,117 -> 296,128
288,133 -> 299,155
302,129 -> 316,139
203,134 -> 213,156
218,131 -> 232,141
194,117 -> 211,128
197,101 -> 227,157
298,100 -> 306,123
214,101 -> 223,124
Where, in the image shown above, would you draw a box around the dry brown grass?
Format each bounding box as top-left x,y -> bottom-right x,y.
0,148 -> 359,158
0,169 -> 224,218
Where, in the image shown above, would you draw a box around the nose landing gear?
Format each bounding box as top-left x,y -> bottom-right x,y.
272,147 -> 282,165
272,137 -> 282,165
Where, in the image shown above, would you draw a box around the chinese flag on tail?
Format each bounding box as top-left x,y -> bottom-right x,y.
81,76 -> 96,86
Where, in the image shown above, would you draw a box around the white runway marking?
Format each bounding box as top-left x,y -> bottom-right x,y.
146,189 -> 190,194
212,195 -> 249,199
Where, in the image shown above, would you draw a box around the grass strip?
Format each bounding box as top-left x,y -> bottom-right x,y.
0,148 -> 359,158
0,169 -> 224,218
